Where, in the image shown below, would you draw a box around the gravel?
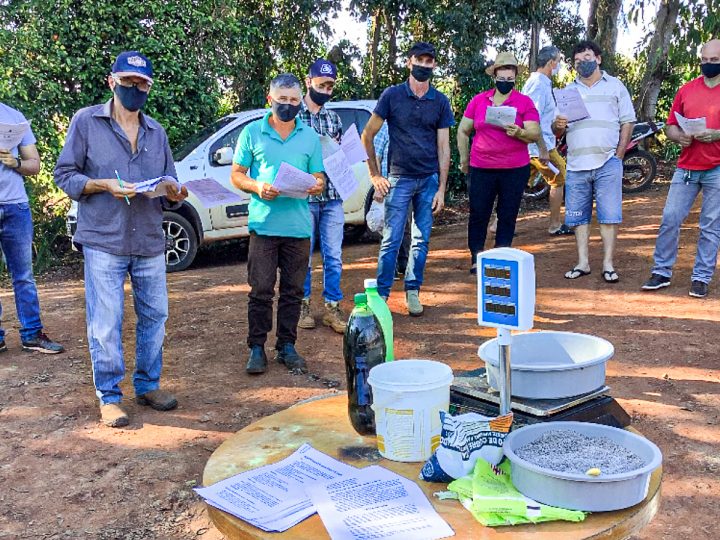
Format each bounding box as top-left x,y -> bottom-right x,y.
515,429 -> 647,475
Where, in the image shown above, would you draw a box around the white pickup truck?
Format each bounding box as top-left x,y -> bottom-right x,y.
66,100 -> 378,271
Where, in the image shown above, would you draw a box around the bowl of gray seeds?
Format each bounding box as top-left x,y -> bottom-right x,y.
503,421 -> 662,511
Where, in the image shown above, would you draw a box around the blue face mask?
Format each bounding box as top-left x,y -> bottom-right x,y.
577,59 -> 598,79
114,84 -> 148,112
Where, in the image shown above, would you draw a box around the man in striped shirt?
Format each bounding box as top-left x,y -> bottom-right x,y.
554,40 -> 635,283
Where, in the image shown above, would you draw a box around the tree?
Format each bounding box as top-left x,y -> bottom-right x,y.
586,0 -> 622,72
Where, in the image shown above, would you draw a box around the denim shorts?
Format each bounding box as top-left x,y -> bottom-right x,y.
565,156 -> 623,226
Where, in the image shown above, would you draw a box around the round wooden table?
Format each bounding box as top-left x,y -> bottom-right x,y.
202,394 -> 661,539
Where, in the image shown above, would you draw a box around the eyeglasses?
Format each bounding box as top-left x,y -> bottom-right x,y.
113,75 -> 152,92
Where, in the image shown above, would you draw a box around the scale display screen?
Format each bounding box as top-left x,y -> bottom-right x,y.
480,258 -> 519,327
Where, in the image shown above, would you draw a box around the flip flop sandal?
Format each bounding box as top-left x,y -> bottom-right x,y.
603,270 -> 620,283
565,267 -> 591,279
550,224 -> 574,236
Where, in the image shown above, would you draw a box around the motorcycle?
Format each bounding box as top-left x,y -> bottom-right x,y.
524,120 -> 665,200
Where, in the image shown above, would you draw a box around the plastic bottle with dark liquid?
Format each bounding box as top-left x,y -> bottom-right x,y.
343,293 -> 386,435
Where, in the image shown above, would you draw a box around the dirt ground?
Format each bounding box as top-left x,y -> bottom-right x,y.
1,173 -> 719,539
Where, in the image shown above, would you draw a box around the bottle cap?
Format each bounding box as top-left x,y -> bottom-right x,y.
364,278 -> 378,289
354,293 -> 368,305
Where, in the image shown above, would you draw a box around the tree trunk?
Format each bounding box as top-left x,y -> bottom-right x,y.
586,0 -> 622,72
634,0 -> 682,121
529,20 -> 540,72
386,12 -> 398,82
369,8 -> 382,98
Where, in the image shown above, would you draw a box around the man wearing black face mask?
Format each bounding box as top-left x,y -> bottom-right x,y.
54,51 -> 188,428
361,42 -> 454,316
296,59 -> 347,334
642,39 -> 720,298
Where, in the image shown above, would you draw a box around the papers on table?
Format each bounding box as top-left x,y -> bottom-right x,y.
0,121 -> 30,150
340,124 -> 369,165
195,444 -> 357,532
309,465 -> 455,540
272,162 -> 319,199
675,112 -> 707,136
182,178 -> 245,208
485,106 -> 518,128
553,87 -> 590,123
133,175 -> 181,198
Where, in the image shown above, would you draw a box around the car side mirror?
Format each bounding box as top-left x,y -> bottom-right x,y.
213,146 -> 234,166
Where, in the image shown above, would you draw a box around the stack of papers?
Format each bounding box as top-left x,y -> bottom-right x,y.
182,178 -> 245,208
320,123 -> 368,201
195,444 -> 455,539
133,175 -> 181,198
0,121 -> 31,150
675,112 -> 707,135
484,106 -> 518,128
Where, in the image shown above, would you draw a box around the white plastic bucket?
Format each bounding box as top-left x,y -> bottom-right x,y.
368,359 -> 453,462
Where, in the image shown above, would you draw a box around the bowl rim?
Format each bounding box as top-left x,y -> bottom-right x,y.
503,421 -> 663,482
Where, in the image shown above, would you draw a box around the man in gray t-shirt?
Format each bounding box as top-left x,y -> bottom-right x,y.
0,102 -> 63,355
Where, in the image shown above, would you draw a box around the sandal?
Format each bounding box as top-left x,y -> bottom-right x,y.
565,268 -> 591,280
550,224 -> 574,236
603,270 -> 620,283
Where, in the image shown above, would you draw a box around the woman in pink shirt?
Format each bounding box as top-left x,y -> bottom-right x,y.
457,52 -> 540,273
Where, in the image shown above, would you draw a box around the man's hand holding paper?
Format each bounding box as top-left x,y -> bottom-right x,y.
272,162 -> 321,199
553,87 -> 590,123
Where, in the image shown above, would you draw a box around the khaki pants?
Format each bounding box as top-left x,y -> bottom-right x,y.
529,148 -> 567,188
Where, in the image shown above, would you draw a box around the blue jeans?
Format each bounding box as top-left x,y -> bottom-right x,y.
304,200 -> 344,302
652,166 -> 720,284
377,173 -> 438,298
0,203 -> 43,342
565,156 -> 623,226
83,247 -> 168,405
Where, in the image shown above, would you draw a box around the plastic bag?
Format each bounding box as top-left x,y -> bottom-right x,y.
366,199 -> 385,233
420,411 -> 513,482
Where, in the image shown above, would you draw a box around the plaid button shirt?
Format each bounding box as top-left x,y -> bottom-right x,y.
298,101 -> 343,202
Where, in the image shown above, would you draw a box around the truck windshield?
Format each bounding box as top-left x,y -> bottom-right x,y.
173,116 -> 236,161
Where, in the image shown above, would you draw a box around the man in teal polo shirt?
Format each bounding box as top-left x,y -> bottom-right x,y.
231,74 -> 325,375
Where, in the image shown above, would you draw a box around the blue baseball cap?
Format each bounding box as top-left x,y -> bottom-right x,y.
112,51 -> 154,83
309,59 -> 337,80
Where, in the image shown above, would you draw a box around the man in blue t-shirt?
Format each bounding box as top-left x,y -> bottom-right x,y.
0,102 -> 63,355
361,42 -> 454,316
231,74 -> 325,375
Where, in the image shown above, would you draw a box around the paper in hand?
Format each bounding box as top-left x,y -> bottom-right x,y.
323,149 -> 359,201
339,124 -> 368,165
553,87 -> 590,123
134,175 -> 182,198
182,178 -> 245,208
674,112 -> 707,136
272,162 -> 318,198
0,121 -> 30,150
485,106 -> 518,128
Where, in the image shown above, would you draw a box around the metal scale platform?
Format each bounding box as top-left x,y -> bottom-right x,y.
450,368 -> 630,428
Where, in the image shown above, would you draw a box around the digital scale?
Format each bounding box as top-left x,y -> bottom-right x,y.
449,248 -> 631,428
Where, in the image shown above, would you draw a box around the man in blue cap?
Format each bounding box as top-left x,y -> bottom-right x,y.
361,42 -> 454,316
297,59 -> 347,334
0,103 -> 64,355
55,51 -> 188,427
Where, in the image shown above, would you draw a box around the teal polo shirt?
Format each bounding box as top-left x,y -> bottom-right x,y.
234,111 -> 324,238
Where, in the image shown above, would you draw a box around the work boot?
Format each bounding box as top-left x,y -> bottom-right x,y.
322,301 -> 347,334
406,290 -> 424,317
136,389 -> 178,411
275,343 -> 308,373
100,403 -> 129,428
298,298 -> 316,329
21,332 -> 64,354
246,345 -> 268,374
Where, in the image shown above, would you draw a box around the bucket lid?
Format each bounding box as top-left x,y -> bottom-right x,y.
368,359 -> 453,389
364,278 -> 378,289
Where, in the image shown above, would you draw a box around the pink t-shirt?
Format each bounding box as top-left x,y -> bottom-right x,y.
463,89 -> 540,169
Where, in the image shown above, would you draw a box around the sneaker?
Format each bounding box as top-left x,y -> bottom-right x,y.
21,332 -> 64,354
298,298 -> 316,329
406,290 -> 424,317
641,273 -> 671,290
689,280 -> 709,298
136,389 -> 178,411
100,403 -> 129,428
275,343 -> 308,373
322,301 -> 347,334
0,341 -> 6,353
246,345 -> 267,374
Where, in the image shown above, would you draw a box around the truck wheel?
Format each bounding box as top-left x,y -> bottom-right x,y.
163,212 -> 198,272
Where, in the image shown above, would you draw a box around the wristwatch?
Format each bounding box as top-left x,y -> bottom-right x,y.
12,156 -> 22,170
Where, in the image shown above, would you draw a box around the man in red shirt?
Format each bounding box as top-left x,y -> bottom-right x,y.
642,39 -> 720,298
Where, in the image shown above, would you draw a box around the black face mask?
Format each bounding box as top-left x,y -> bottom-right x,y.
411,65 -> 433,82
495,80 -> 515,95
701,62 -> 720,79
114,84 -> 148,112
309,86 -> 332,106
271,99 -> 301,122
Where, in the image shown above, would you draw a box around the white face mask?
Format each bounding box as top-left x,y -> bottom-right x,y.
551,61 -> 562,76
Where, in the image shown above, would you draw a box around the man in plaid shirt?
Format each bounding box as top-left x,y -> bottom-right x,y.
297,59 -> 347,333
